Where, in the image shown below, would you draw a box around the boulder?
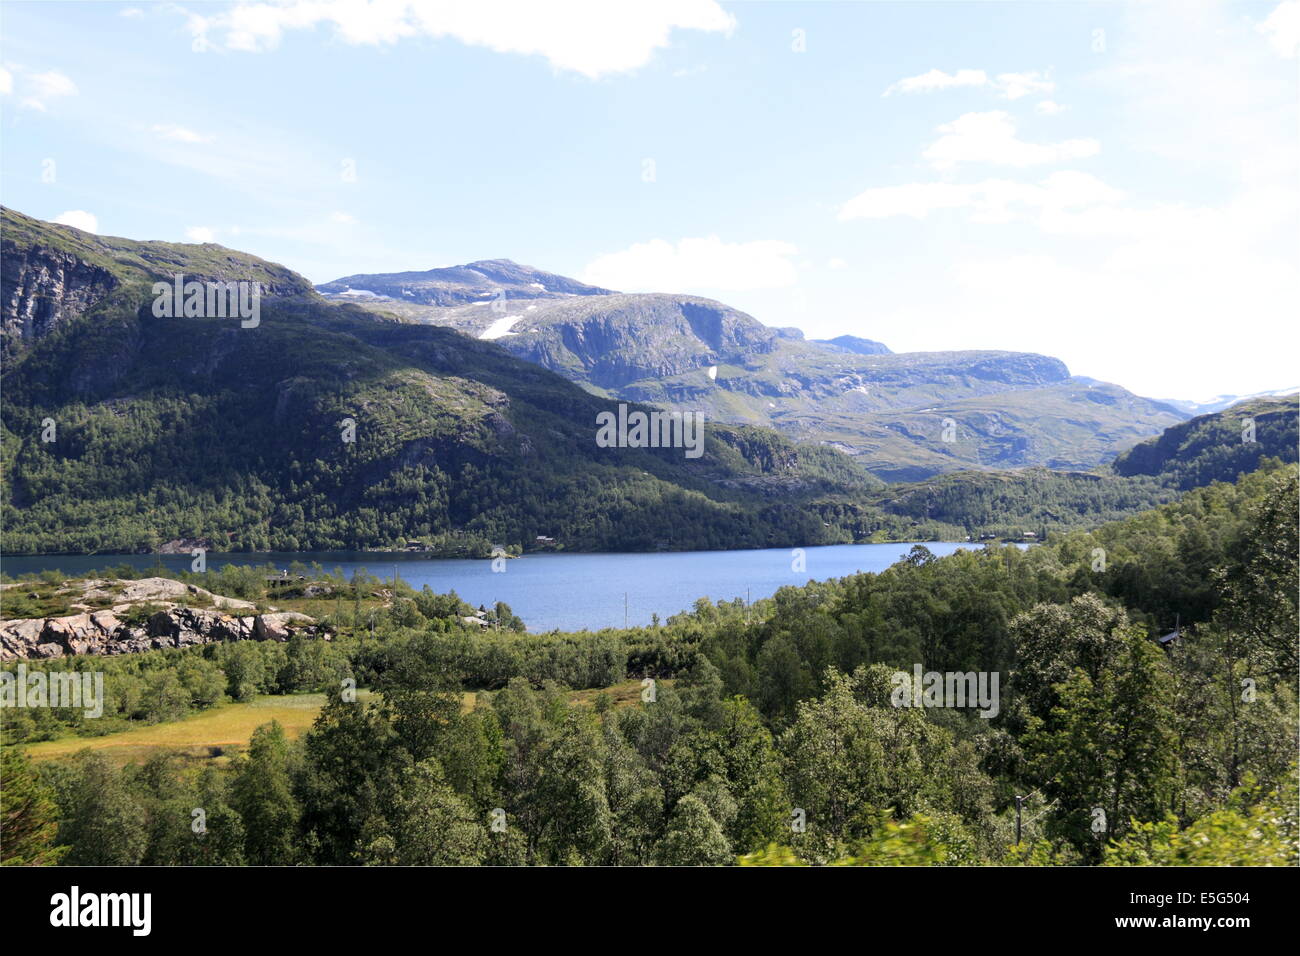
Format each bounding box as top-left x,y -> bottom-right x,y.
253,612 -> 316,642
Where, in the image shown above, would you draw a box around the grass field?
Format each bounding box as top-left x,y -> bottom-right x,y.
20,680 -> 654,766
21,693 -> 366,766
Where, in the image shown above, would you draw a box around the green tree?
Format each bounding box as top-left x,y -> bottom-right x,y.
656,794 -> 732,866
0,747 -> 67,865
378,759 -> 486,866
1024,630 -> 1180,859
48,750 -> 148,865
230,721 -> 301,865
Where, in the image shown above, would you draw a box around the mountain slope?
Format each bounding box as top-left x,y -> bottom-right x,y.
1,207 -> 311,358
813,334 -> 892,355
1112,395 -> 1298,489
1155,387 -> 1299,417
316,259 -> 613,306
323,262 -> 1184,479
1,207 -> 907,556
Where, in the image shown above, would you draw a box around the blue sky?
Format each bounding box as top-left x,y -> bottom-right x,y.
2,0 -> 1296,399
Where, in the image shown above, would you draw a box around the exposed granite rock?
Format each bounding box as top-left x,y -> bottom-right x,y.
0,599 -> 328,661
0,244 -> 118,356
254,612 -> 316,642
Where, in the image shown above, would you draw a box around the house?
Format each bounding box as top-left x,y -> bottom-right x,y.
1158,615 -> 1185,649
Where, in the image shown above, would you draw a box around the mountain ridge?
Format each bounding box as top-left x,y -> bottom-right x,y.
1,207 -> 930,556
321,260 -> 1185,479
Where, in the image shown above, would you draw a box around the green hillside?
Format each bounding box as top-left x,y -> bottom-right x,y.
1113,395 -> 1298,489
0,208 -> 899,555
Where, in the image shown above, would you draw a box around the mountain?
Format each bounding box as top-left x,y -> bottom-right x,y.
322,261 -> 1185,480
1,207 -> 910,556
813,334 -> 892,355
1112,395 -> 1298,489
2,208 -> 311,359
315,259 -> 613,307
7,208 -> 1265,559
1156,387 -> 1300,417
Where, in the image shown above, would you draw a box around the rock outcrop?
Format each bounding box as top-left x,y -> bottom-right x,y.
0,245 -> 118,356
0,577 -> 329,660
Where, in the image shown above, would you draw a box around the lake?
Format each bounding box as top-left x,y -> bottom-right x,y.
0,542 -> 987,632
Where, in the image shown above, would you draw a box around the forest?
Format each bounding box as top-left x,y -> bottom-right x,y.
3,462 -> 1294,866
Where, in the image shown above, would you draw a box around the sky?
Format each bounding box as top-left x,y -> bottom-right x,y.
1,0 -> 1297,400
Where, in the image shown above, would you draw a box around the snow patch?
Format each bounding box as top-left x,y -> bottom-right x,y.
480,315 -> 522,340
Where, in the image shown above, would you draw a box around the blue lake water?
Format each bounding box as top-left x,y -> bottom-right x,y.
0,542 -> 983,632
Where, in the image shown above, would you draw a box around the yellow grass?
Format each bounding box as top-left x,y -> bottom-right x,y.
22,680 -> 654,767
22,692 -> 365,765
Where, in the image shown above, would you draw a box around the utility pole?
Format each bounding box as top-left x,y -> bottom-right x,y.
1015,795 -> 1024,846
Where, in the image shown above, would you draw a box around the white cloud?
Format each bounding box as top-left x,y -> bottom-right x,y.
28,70 -> 77,99
922,111 -> 1099,170
840,170 -> 1124,222
827,257 -> 847,270
582,236 -> 800,293
850,2 -> 1297,398
182,0 -> 736,78
54,210 -> 98,233
1259,1 -> 1299,57
151,124 -> 213,143
185,226 -> 216,242
120,7 -> 145,18
884,68 -> 987,96
993,71 -> 1054,100
883,68 -> 1053,99
3,66 -> 77,110
330,211 -> 357,224
1034,99 -> 1066,115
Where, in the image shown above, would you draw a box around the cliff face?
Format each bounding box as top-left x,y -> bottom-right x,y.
1,243 -> 119,357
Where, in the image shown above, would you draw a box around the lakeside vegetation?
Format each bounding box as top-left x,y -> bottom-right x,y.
4,462 -> 1294,866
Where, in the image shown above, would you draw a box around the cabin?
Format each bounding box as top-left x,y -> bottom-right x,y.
1158,615 -> 1185,650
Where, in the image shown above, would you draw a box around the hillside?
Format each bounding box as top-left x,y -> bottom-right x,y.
316,259 -> 613,306
1,207 -> 902,556
323,262 -> 1185,479
1112,395 -> 1298,489
1,208 -> 312,359
4,208 -> 1282,557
